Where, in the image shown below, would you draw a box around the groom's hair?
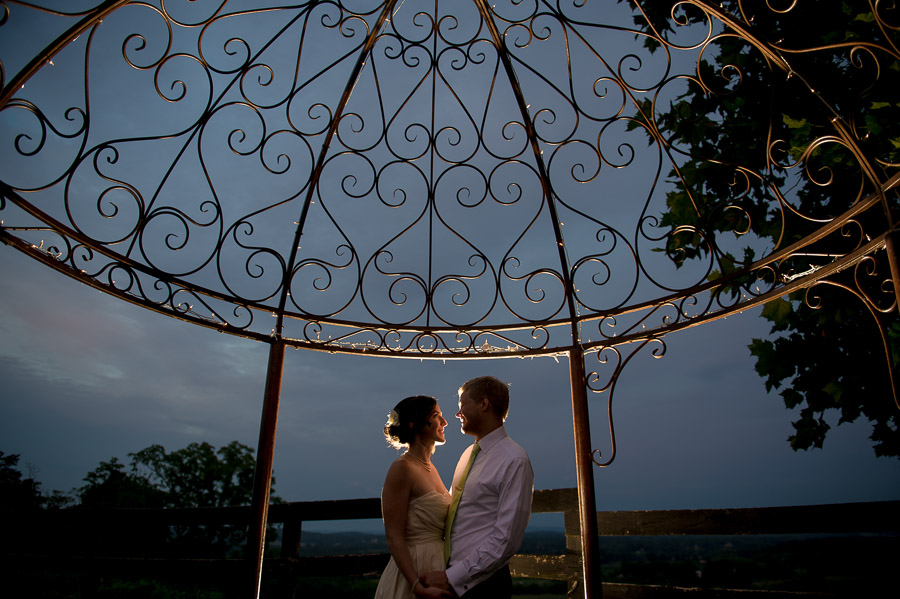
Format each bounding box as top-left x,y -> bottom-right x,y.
460,376 -> 510,421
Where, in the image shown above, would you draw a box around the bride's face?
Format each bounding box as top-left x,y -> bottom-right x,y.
424,403 -> 448,445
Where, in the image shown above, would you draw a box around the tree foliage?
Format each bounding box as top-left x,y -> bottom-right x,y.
78,441 -> 273,508
620,0 -> 900,456
78,456 -> 166,508
0,451 -> 71,510
77,441 -> 280,557
1,452 -> 45,510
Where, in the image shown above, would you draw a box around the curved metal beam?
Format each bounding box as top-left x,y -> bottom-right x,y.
472,0 -> 580,337
275,0 -> 401,336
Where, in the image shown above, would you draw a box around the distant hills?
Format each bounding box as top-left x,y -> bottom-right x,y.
296,529 -> 567,556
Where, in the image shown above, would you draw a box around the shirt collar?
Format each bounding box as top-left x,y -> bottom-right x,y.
475,425 -> 507,454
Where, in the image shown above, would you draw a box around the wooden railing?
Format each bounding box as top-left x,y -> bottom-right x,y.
6,488 -> 897,598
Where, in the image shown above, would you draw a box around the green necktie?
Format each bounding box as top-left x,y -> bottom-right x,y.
444,442 -> 480,564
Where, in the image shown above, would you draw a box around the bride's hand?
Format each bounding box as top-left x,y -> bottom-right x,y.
413,581 -> 453,598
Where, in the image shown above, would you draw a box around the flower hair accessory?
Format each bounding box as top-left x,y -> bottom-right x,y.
386,409 -> 399,426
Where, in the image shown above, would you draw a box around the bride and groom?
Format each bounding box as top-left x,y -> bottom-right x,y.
374,375 -> 534,599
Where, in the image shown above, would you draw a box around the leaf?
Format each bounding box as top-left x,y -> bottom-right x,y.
822,381 -> 843,401
865,114 -> 883,136
782,114 -> 808,129
781,388 -> 804,410
760,297 -> 792,325
788,411 -> 830,451
749,338 -> 779,391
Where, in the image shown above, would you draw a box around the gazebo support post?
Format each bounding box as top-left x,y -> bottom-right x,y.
568,346 -> 602,598
884,231 -> 900,408
247,339 -> 286,598
886,230 -> 900,309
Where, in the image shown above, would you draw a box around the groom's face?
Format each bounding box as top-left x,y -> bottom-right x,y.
456,390 -> 483,436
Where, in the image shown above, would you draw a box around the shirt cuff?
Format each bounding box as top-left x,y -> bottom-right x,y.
445,564 -> 469,596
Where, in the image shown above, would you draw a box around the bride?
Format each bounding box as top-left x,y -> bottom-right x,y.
375,395 -> 453,599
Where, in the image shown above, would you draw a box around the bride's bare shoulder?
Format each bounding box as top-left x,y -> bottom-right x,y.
384,455 -> 415,479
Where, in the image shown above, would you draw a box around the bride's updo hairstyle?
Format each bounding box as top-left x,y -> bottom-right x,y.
384,395 -> 437,449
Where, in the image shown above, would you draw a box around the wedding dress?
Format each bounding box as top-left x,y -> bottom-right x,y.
375,491 -> 450,599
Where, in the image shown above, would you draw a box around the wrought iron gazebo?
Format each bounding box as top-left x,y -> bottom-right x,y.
2,1 -> 898,597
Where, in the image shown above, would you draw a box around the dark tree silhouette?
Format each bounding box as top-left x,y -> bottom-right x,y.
77,441 -> 281,557
620,0 -> 900,456
1,452 -> 44,511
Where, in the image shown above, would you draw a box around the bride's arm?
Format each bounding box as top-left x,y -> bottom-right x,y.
381,459 -> 421,595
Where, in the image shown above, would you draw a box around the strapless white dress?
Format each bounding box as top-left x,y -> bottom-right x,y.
374,491 -> 451,599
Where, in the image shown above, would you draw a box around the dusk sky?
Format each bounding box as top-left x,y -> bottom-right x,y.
4,245 -> 899,532
1,0 -> 899,535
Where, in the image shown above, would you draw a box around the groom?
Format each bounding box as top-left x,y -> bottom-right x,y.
421,376 -> 534,598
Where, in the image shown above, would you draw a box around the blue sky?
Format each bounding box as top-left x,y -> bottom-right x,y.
1,0 -> 899,534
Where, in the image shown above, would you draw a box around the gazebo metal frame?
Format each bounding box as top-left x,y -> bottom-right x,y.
2,1 -> 898,597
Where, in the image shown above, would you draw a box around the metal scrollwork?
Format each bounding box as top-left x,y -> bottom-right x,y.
586,336 -> 667,467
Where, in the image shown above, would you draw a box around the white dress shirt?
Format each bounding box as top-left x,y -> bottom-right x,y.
445,426 -> 534,595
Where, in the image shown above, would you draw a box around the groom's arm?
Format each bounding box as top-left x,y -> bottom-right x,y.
444,456 -> 534,595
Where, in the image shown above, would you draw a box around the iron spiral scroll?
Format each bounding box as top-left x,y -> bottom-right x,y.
1,0 -> 899,471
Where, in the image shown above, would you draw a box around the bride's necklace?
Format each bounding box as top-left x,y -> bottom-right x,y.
406,452 -> 432,472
